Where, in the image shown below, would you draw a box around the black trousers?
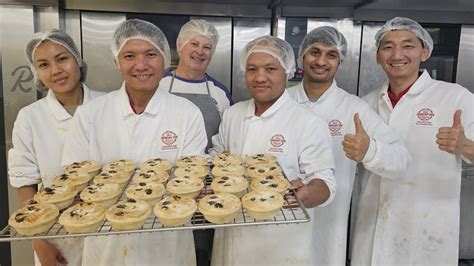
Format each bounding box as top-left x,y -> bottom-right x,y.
193,229 -> 215,266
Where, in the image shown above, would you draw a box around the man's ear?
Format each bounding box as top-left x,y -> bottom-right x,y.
114,58 -> 121,71
421,47 -> 430,62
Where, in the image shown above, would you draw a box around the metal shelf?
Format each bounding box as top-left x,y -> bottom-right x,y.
1,167 -> 310,242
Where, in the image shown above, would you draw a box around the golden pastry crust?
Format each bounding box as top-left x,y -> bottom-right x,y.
176,155 -> 209,167
80,183 -> 122,208
246,163 -> 283,179
245,154 -> 278,166
153,195 -> 197,226
198,193 -> 241,224
33,185 -> 77,210
106,198 -> 151,230
140,158 -> 174,172
250,175 -> 290,195
8,202 -> 59,236
132,169 -> 169,185
102,160 -> 136,177
51,172 -> 91,192
93,169 -> 132,189
173,164 -> 209,180
125,182 -> 165,206
65,160 -> 102,178
166,176 -> 204,199
211,151 -> 242,165
211,163 -> 246,178
242,190 -> 284,220
59,202 -> 106,233
210,175 -> 248,198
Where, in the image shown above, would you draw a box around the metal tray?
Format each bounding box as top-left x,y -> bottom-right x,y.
0,165 -> 310,242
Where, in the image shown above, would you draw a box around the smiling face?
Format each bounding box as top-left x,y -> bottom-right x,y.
376,30 -> 429,83
245,52 -> 287,113
177,35 -> 213,75
302,43 -> 340,85
33,40 -> 82,95
116,39 -> 164,95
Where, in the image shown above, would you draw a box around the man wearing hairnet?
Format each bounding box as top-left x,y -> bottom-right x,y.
158,19 -> 231,266
210,35 -> 336,265
8,29 -> 103,266
62,19 -> 207,265
287,26 -> 409,266
352,17 -> 474,265
160,20 -> 231,150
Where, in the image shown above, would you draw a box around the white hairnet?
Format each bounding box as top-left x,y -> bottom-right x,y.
297,26 -> 347,67
176,20 -> 220,55
240,35 -> 296,77
375,17 -> 433,58
111,19 -> 171,68
25,29 -> 87,90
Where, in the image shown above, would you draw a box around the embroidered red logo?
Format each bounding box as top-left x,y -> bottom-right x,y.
270,134 -> 286,148
328,119 -> 343,133
161,131 -> 177,145
416,108 -> 434,121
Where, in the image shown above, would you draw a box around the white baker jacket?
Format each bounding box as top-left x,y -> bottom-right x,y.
210,90 -> 336,265
8,84 -> 103,266
62,83 -> 207,266
351,70 -> 474,266
287,81 -> 409,266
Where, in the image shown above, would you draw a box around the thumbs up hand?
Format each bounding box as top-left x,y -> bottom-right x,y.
436,110 -> 466,155
343,113 -> 370,161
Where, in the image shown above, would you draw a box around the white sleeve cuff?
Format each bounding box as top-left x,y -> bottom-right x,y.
362,138 -> 377,163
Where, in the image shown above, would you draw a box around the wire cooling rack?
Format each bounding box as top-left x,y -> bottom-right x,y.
0,166 -> 310,242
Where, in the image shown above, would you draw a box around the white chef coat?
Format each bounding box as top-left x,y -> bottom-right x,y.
159,71 -> 231,117
351,70 -> 474,266
8,84 -> 103,266
210,90 -> 336,265
62,83 -> 207,266
287,80 -> 409,266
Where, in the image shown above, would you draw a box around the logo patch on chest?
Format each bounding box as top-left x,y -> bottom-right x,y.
267,134 -> 287,154
161,131 -> 178,151
414,108 -> 436,127
328,119 -> 343,136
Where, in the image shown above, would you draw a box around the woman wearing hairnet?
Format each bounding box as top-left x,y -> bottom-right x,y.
287,26 -> 408,266
210,36 -> 336,265
8,29 -> 103,265
62,19 -> 207,265
352,17 -> 474,265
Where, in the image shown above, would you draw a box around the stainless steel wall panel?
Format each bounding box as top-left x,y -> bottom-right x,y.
191,16 -> 232,90
0,5 -> 36,266
64,10 -> 82,55
65,0 -> 271,18
458,26 -> 474,259
35,6 -> 59,31
357,22 -> 385,97
276,18 -> 286,40
456,25 -> 474,93
81,12 -> 125,93
232,18 -> 270,103
307,18 -> 361,96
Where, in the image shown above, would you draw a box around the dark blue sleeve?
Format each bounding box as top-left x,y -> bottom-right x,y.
206,74 -> 234,105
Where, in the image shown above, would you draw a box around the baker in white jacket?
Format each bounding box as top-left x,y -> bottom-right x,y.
351,17 -> 474,265
158,19 -> 231,266
62,19 -> 207,266
8,29 -> 103,266
287,26 -> 409,266
210,35 -> 336,265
